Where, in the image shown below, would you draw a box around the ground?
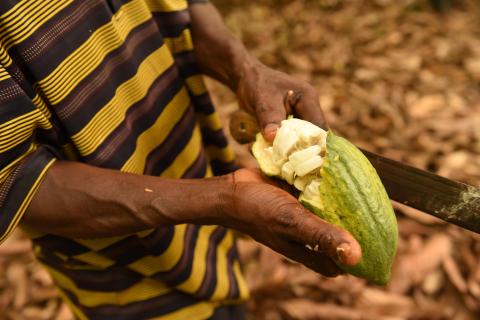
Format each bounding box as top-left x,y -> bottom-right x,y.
1,0 -> 480,319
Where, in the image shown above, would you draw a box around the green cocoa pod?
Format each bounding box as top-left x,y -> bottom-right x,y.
252,118 -> 398,285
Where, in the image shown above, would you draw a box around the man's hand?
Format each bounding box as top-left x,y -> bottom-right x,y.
190,2 -> 326,142
236,61 -> 327,141
224,169 -> 361,277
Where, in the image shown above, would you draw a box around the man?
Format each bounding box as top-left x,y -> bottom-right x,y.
0,0 -> 361,318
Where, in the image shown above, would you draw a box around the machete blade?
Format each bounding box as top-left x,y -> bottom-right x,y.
363,150 -> 480,234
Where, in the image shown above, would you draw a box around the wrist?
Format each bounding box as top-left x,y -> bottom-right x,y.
148,174 -> 235,226
227,47 -> 259,91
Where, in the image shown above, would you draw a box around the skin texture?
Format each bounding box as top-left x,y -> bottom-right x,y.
23,2 -> 362,277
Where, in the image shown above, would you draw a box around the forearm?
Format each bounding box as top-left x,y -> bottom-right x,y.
189,2 -> 258,90
23,161 -> 231,238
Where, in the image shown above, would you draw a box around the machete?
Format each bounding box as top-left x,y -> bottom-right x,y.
229,109 -> 480,234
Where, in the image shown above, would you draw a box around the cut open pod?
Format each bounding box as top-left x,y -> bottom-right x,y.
252,118 -> 398,285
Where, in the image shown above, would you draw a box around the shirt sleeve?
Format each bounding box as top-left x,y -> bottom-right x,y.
0,64 -> 57,244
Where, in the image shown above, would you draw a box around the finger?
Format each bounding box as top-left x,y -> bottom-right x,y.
256,100 -> 286,142
276,205 -> 362,266
275,239 -> 342,277
293,88 -> 328,129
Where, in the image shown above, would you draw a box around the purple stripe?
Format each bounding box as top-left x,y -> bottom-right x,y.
226,244 -> 240,299
190,93 -> 216,115
68,288 -> 201,319
181,147 -> 207,179
84,66 -> 182,167
152,224 -> 199,286
56,20 -> 161,121
143,105 -> 196,175
194,227 -> 228,299
200,126 -> 229,148
38,256 -> 143,292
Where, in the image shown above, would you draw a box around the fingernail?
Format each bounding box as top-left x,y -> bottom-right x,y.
336,243 -> 351,264
264,124 -> 279,140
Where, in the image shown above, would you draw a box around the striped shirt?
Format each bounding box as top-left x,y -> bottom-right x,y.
0,0 -> 249,319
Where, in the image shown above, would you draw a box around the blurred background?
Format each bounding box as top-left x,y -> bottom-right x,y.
1,0 -> 480,319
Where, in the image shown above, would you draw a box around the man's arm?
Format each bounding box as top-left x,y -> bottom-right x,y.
189,2 -> 328,140
24,161 -> 229,238
24,161 -> 361,276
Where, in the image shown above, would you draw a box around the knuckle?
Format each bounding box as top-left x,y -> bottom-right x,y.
273,203 -> 301,229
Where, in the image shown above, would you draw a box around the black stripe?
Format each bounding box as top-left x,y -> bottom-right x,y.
83,67 -> 184,168
33,235 -> 91,257
0,147 -> 55,238
0,82 -> 36,122
226,244 -> 240,299
11,0 -> 109,83
145,106 -> 197,176
0,139 -> 32,170
174,50 -> 202,79
39,256 -> 143,292
190,92 -> 216,115
195,227 -> 227,299
0,80 -> 27,105
70,289 -> 202,320
0,1 -> 20,15
56,20 -> 164,133
153,10 -> 190,38
182,147 -> 207,179
210,159 -> 239,176
98,227 -> 174,266
200,126 -> 229,148
151,224 -> 200,287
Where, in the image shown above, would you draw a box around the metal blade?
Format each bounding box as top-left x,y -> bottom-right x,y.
363,150 -> 480,234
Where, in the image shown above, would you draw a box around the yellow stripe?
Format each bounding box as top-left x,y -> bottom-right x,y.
177,226 -> 217,292
144,0 -> 188,12
32,94 -> 52,119
1,1 -> 73,50
205,164 -> 213,178
206,145 -> 235,163
39,0 -> 151,104
73,252 -> 115,269
185,75 -> 207,96
232,260 -> 250,300
211,231 -> 234,300
160,125 -> 202,179
121,88 -> 190,173
0,112 -> 52,153
195,112 -> 223,131
71,44 -> 174,156
43,264 -> 170,308
0,66 -> 9,82
164,28 -> 193,54
0,44 -> 12,67
0,158 -> 55,244
128,224 -> 187,275
74,235 -> 130,251
150,302 -> 215,320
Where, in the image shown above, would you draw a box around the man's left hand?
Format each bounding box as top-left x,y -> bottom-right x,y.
236,61 -> 327,141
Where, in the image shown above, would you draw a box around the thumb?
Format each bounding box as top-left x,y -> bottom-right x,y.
256,102 -> 286,142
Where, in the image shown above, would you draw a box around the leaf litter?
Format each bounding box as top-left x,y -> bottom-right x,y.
2,0 -> 480,319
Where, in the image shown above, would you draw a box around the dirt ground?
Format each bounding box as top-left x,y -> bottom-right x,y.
2,0 -> 480,319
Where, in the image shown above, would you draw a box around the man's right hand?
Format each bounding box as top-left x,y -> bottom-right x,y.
222,168 -> 362,277
25,161 -> 361,277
